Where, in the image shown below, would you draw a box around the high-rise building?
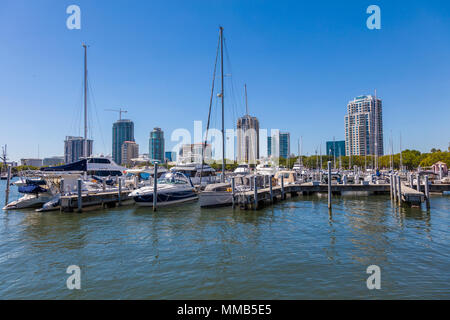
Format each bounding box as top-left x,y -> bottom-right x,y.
326,140 -> 346,157
236,115 -> 259,163
149,127 -> 164,163
121,141 -> 139,165
43,156 -> 65,166
345,95 -> 383,156
165,151 -> 176,162
112,119 -> 134,165
64,136 -> 93,164
180,143 -> 212,163
279,132 -> 290,159
268,132 -> 290,158
20,158 -> 43,167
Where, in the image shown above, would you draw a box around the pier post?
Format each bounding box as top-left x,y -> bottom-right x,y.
254,176 -> 258,209
439,164 -> 443,181
389,174 -> 393,200
5,165 -> 11,206
409,173 -> 413,188
60,178 -> 65,196
424,175 -> 430,209
118,177 -> 122,206
269,175 -> 273,204
153,162 -> 158,211
393,175 -> 398,202
231,177 -> 235,208
416,174 -> 420,192
281,175 -> 285,200
77,178 -> 82,213
343,174 -> 347,185
397,174 -> 402,205
327,161 -> 332,209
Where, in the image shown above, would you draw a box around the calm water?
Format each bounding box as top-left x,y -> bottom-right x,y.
0,178 -> 449,299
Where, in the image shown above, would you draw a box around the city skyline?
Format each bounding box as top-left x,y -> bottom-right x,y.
1,1 -> 450,161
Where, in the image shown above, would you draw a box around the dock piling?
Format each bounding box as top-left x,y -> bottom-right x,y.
77,178 -> 82,213
153,162 -> 158,211
231,177 -> 235,208
327,161 -> 332,209
393,175 -> 398,202
397,174 -> 402,205
424,175 -> 430,209
269,175 -> 273,203
254,176 -> 258,209
5,165 -> 11,206
118,177 -> 122,206
281,175 -> 285,200
60,178 -> 65,196
389,174 -> 393,200
416,174 -> 421,192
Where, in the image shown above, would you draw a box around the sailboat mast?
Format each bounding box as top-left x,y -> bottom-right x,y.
220,27 -> 225,180
83,43 -> 88,158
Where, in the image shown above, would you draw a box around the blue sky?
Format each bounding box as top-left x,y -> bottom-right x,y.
1,0 -> 449,161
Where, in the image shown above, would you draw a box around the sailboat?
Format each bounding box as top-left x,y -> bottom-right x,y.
199,27 -> 234,208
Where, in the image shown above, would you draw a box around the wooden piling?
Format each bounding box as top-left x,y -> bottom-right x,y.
416,174 -> 420,192
327,161 -> 332,209
77,178 -> 82,213
269,175 -> 273,203
231,177 -> 235,208
393,175 -> 398,202
281,175 -> 285,200
153,162 -> 158,211
118,177 -> 122,206
254,176 -> 258,209
397,174 -> 402,205
424,175 -> 430,209
5,165 -> 11,206
389,174 -> 393,200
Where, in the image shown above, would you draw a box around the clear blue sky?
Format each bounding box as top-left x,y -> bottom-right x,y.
1,0 -> 449,161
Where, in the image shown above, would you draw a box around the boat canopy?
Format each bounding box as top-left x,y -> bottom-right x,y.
41,159 -> 87,172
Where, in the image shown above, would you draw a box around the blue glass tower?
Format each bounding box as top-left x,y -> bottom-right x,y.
112,119 -> 134,165
149,127 -> 164,163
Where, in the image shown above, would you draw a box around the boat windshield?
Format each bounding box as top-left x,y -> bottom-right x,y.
157,173 -> 188,185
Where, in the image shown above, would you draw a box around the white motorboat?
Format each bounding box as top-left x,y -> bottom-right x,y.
130,172 -> 198,207
3,193 -> 54,210
199,183 -> 233,208
169,163 -> 217,186
256,163 -> 276,176
234,164 -> 250,175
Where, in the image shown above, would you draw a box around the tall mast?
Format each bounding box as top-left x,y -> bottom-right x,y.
220,27 -> 225,180
83,43 -> 88,158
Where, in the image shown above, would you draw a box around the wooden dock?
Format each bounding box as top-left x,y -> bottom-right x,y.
234,181 -> 450,210
59,181 -> 450,212
60,190 -> 133,212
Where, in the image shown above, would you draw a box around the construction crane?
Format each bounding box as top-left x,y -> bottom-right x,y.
105,108 -> 128,120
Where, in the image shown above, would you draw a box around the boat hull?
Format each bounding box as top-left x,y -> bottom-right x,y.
133,190 -> 198,207
199,191 -> 233,208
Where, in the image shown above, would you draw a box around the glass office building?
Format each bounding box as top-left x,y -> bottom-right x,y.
149,127 -> 165,163
112,119 -> 134,165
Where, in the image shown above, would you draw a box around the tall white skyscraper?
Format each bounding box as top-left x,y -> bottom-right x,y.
236,115 -> 260,163
345,95 -> 383,156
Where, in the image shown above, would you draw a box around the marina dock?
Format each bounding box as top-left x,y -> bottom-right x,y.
59,180 -> 450,212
